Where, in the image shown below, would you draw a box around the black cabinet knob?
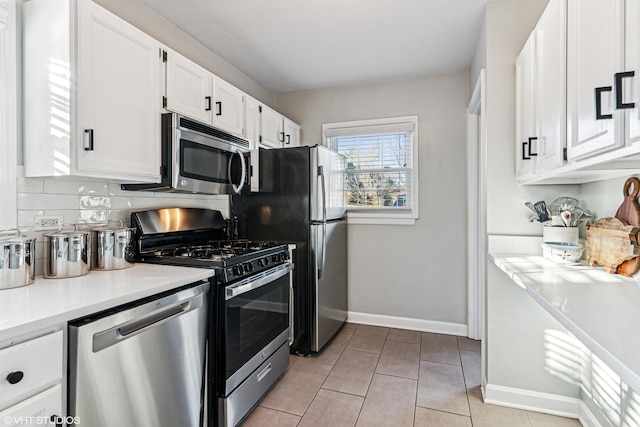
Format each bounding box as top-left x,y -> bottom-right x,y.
6,371 -> 24,384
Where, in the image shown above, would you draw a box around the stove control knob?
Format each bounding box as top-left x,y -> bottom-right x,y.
281,251 -> 289,260
263,257 -> 270,265
233,265 -> 243,276
258,258 -> 264,267
271,254 -> 280,263
243,262 -> 253,273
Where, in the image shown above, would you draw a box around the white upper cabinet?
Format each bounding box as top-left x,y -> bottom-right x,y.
534,0 -> 566,173
165,50 -> 212,124
283,117 -> 301,147
515,0 -> 566,180
261,105 -> 285,148
244,98 -> 301,149
244,96 -> 262,149
624,0 -> 640,145
566,0 -> 623,160
213,76 -> 245,136
516,33 -> 537,180
165,50 -> 244,135
24,0 -> 162,182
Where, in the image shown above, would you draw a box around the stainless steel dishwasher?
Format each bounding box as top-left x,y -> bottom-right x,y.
68,281 -> 209,427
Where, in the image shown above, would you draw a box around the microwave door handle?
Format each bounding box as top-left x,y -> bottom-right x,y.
231,148 -> 246,194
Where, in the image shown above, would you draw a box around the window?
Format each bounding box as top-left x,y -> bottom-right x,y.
323,116 -> 418,225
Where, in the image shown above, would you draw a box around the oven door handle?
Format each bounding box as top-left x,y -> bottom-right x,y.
226,263 -> 293,300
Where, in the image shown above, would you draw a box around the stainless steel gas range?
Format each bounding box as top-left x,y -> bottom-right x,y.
131,208 -> 293,427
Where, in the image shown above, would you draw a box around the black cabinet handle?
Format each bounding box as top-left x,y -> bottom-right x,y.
216,101 -> 222,116
615,71 -> 635,110
527,137 -> 538,157
595,86 -> 613,119
84,129 -> 94,151
6,371 -> 24,384
521,137 -> 538,160
280,132 -> 285,143
205,96 -> 212,111
285,134 -> 291,144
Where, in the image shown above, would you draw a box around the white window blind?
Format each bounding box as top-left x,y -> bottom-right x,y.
323,116 -> 418,223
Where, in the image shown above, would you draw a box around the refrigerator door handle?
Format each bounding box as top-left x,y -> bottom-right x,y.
318,165 -> 327,221
317,222 -> 326,280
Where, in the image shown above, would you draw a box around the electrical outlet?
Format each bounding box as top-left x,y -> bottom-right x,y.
34,216 -> 63,230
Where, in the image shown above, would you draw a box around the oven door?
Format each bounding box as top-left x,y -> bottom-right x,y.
174,128 -> 249,195
219,262 -> 292,395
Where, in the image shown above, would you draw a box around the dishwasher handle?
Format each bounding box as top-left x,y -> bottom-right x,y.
92,291 -> 205,353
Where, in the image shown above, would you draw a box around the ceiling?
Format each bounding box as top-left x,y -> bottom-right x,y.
138,0 -> 489,95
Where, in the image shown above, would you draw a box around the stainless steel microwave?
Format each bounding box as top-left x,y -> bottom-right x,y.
122,113 -> 250,195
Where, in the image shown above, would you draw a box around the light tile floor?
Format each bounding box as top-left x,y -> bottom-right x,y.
242,323 -> 583,427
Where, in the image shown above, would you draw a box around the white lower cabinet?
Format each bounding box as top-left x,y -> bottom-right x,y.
0,330 -> 64,423
0,385 -> 63,426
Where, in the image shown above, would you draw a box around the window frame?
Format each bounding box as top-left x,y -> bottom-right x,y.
322,116 -> 419,225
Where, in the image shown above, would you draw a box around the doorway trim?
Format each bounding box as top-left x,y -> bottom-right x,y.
467,69 -> 487,340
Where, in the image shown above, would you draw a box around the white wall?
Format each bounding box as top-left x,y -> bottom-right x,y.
580,175 -> 640,218
276,71 -> 470,329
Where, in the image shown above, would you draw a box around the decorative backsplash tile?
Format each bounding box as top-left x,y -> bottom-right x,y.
15,167 -> 230,271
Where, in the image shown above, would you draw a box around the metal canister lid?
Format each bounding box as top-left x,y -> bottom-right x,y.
91,219 -> 134,233
43,225 -> 90,238
0,230 -> 34,244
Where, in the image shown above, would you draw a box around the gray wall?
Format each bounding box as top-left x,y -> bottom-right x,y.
276,71 -> 470,326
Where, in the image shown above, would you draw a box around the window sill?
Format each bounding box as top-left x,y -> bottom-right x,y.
346,213 -> 416,226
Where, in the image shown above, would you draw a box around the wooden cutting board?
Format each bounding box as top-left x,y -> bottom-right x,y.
586,217 -> 640,273
615,177 -> 640,276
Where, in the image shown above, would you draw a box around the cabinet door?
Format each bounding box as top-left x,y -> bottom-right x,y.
212,77 -> 244,135
625,0 -> 640,145
0,385 -> 63,425
261,105 -> 284,148
244,96 -> 261,149
566,0 -> 624,160
76,0 -> 161,181
515,33 -> 536,179
166,49 -> 213,124
283,118 -> 301,147
535,0 -> 566,172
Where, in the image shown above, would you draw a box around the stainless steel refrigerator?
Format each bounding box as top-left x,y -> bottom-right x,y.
231,145 -> 347,355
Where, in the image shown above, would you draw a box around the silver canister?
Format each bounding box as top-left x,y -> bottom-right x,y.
44,227 -> 91,279
0,232 -> 36,289
91,220 -> 135,270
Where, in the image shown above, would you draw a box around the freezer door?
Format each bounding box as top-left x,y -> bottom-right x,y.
310,146 -> 346,222
311,220 -> 348,352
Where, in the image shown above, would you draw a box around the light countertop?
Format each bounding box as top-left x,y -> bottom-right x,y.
0,264 -> 214,342
489,236 -> 640,393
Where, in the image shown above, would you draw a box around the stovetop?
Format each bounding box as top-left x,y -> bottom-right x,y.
138,239 -> 290,283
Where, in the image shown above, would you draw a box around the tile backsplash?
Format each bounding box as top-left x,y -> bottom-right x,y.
15,167 -> 229,276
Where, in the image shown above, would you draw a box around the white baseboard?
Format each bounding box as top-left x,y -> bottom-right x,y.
346,311 -> 468,336
484,384 -> 581,419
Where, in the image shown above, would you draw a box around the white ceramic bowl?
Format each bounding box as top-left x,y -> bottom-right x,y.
541,241 -> 585,263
